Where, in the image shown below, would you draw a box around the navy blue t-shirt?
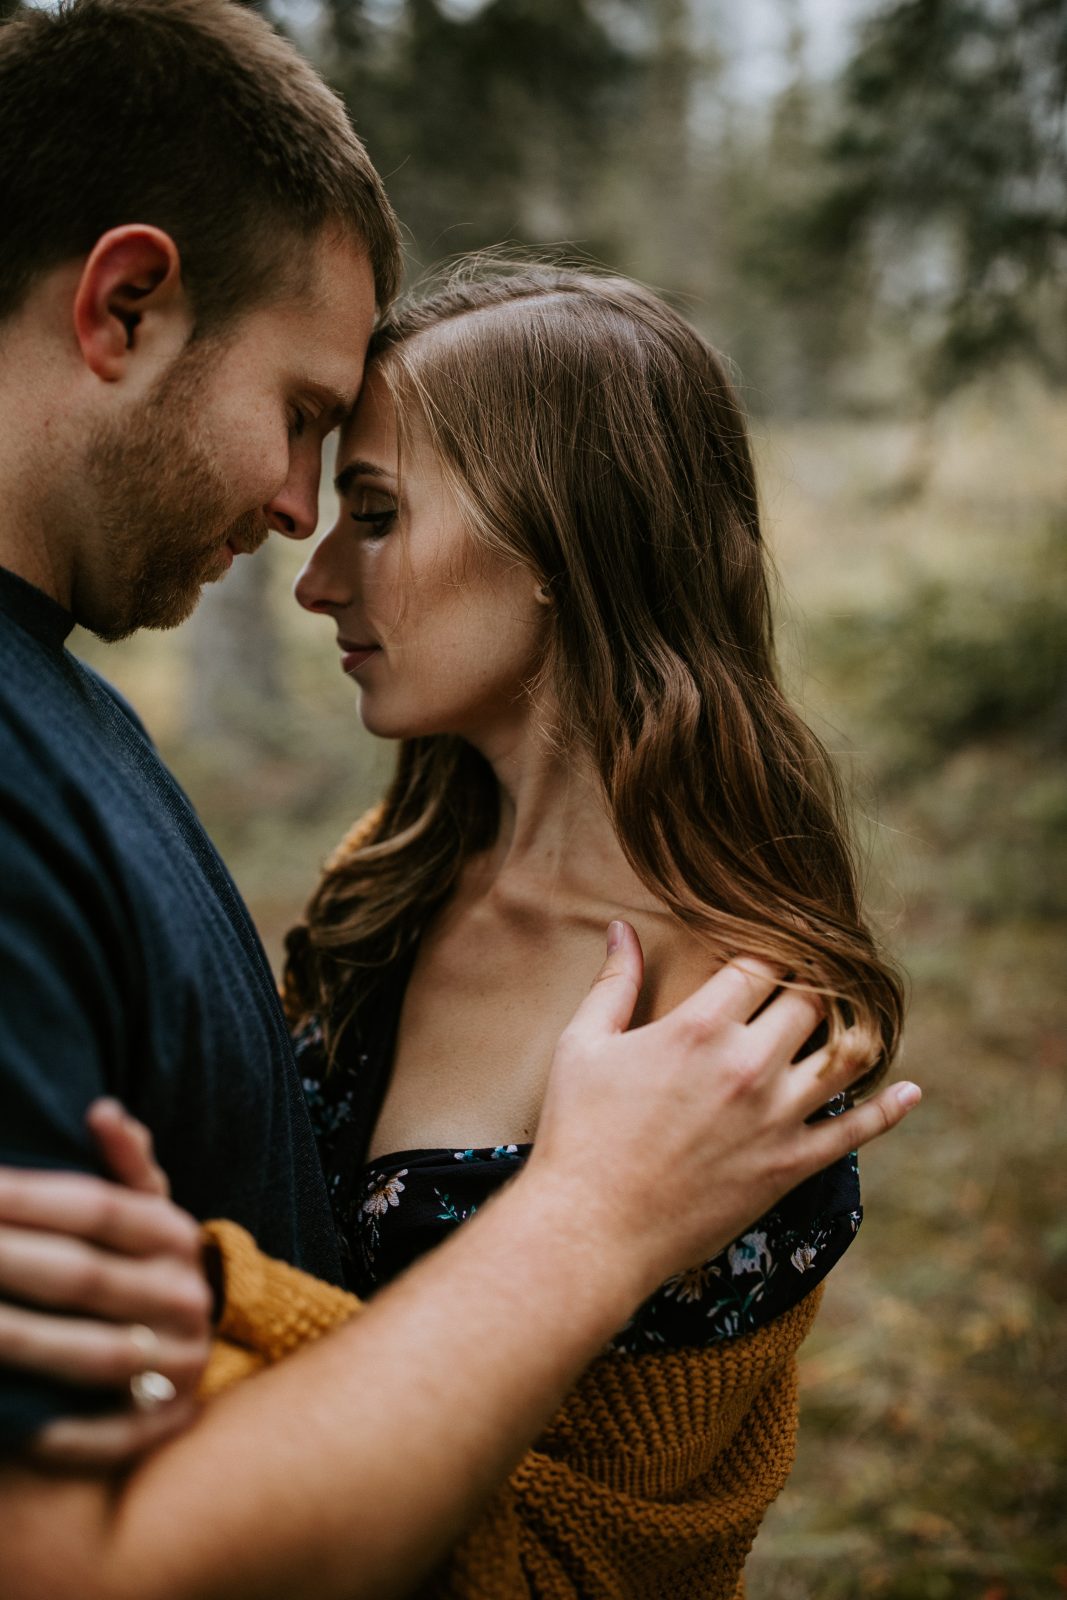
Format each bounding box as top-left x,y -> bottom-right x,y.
0,565 -> 343,1448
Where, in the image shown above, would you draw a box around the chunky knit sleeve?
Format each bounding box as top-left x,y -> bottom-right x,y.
426,1285 -> 823,1600
199,1220 -> 821,1599
198,1219 -> 363,1398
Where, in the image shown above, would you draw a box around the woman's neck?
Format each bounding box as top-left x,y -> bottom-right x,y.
368,717 -> 709,1159
466,717 -> 663,920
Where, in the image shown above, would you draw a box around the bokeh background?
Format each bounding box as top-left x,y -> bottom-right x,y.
57,0 -> 1067,1591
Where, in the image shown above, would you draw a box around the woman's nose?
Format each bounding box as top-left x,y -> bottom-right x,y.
293,523 -> 352,614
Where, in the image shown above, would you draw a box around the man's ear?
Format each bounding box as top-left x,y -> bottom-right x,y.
72,225 -> 191,382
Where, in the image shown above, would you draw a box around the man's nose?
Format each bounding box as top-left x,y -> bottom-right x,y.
265,449 -> 321,541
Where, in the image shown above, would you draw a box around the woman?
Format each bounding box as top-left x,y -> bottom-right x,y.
2,264 -> 905,1592
272,263 -> 904,1591
284,261 -> 899,1277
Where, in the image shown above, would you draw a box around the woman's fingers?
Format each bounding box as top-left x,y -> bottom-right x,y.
0,1168 -> 200,1259
0,1302 -> 210,1390
87,1099 -> 170,1197
28,1397 -> 200,1471
0,1224 -> 211,1330
0,1131 -> 207,1472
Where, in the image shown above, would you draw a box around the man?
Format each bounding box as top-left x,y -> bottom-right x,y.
0,1 -> 918,1595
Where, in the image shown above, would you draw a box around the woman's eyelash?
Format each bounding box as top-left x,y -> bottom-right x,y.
350,509 -> 396,533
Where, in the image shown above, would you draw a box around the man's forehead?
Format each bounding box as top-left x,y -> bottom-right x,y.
338,366 -> 397,448
246,288 -> 369,387
266,232 -> 375,393
255,233 -> 372,455
304,230 -> 377,324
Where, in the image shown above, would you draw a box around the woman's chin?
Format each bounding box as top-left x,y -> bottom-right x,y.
357,701 -> 395,739
357,695 -> 431,742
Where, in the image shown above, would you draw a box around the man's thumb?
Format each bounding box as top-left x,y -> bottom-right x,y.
567,921 -> 644,1040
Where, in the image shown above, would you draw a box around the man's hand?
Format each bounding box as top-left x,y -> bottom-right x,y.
0,1103 -> 211,1468
529,921 -> 918,1304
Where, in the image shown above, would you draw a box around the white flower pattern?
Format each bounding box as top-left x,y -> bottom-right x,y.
362,1169 -> 408,1217
296,1012 -> 864,1354
728,1231 -> 771,1276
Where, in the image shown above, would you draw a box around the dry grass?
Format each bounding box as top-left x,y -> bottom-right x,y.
746,384 -> 1067,1598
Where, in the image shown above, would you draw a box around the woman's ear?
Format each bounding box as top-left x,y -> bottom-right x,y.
533,581 -> 553,607
72,225 -> 191,382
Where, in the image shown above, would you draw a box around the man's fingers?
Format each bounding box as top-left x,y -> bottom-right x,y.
805,1081 -> 921,1169
669,956 -> 781,1036
563,922 -> 645,1041
28,1397 -> 199,1470
790,1027 -> 883,1118
0,1169 -> 199,1259
745,986 -> 826,1062
87,1099 -> 170,1197
0,1300 -> 209,1389
0,1226 -> 211,1330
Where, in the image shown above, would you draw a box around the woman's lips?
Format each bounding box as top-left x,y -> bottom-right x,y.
340,645 -> 380,674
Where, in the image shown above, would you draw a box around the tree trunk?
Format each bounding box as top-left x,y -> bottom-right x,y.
183,548 -> 285,746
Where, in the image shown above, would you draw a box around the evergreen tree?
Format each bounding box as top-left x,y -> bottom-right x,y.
321,0 -> 639,268
807,0 -> 1067,394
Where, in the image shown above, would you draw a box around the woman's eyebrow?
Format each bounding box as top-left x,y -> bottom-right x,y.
334,460 -> 396,495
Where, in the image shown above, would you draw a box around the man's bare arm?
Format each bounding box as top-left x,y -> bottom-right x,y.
1,1168 -> 649,1600
0,931 -> 919,1600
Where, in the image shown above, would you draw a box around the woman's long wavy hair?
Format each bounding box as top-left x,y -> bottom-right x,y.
284,264 -> 905,1088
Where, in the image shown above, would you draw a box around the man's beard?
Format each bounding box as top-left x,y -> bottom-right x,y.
83,343 -> 269,642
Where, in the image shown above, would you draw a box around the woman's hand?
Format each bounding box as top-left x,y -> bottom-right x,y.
0,1100 -> 212,1467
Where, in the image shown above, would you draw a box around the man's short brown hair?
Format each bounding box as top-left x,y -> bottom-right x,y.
0,0 -> 401,329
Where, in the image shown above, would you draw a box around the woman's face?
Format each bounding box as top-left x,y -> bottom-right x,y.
294,364 -> 550,746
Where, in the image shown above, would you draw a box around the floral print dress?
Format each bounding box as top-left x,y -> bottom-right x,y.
295,952 -> 862,1354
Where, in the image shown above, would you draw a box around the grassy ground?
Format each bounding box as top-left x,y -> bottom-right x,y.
75,383 -> 1067,1597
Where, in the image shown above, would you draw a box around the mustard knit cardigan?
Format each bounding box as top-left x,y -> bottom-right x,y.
200,1218 -> 819,1599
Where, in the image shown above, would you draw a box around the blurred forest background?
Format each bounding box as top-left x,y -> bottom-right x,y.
61,0 -> 1067,1591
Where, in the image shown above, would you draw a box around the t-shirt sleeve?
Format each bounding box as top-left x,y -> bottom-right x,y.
0,780 -> 133,1448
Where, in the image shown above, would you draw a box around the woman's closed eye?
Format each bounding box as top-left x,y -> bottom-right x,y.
350,488 -> 397,537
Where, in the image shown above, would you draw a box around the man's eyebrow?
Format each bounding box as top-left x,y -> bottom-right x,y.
325,392 -> 360,426
298,382 -> 359,427
334,459 -> 396,495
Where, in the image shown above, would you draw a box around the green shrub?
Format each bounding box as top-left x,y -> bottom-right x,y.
815,523 -> 1066,779
810,521 -> 1067,921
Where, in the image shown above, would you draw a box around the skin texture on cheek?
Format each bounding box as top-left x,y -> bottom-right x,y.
300,368 -> 551,746
359,494 -> 548,743
80,342 -> 259,640
75,235 -> 374,642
